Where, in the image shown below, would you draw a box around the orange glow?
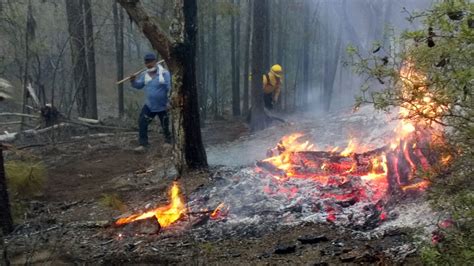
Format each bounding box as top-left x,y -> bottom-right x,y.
401,180 -> 430,191
115,182 -> 185,227
210,203 -> 229,219
340,138 -> 357,156
441,155 -> 452,165
263,133 -> 316,174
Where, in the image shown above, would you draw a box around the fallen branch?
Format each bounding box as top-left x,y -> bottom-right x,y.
77,117 -> 100,124
67,120 -> 132,131
23,123 -> 71,135
0,112 -> 39,119
0,121 -> 21,126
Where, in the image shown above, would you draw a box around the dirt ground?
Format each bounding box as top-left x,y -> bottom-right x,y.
2,117 -> 423,265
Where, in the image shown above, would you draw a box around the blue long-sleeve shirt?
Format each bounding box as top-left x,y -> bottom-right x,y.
131,70 -> 171,112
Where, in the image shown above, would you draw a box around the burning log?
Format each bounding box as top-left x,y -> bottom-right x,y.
119,216 -> 161,235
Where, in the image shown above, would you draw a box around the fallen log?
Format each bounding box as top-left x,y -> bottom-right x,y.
77,117 -> 100,124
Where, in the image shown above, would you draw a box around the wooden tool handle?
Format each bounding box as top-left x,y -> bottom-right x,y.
116,60 -> 165,85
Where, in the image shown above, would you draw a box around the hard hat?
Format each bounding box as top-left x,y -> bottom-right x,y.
144,52 -> 157,62
271,64 -> 283,77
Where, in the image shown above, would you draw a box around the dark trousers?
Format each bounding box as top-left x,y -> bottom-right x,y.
139,105 -> 171,146
263,93 -> 273,110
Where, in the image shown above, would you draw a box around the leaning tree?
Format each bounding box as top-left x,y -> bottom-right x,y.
117,0 -> 207,174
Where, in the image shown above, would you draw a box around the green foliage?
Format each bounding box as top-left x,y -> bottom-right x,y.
5,160 -> 46,198
99,193 -> 127,213
349,0 -> 473,264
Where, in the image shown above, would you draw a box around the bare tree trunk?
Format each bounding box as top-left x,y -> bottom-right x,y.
118,0 -> 207,173
231,0 -> 241,116
21,1 -> 34,130
231,2 -> 237,116
301,0 -> 311,109
242,0 -> 252,116
65,0 -> 88,117
197,2 -> 207,125
211,0 -> 218,117
235,0 -> 241,116
83,0 -> 98,119
0,146 -> 13,235
113,0 -> 125,117
249,0 -> 268,131
322,19 -> 342,112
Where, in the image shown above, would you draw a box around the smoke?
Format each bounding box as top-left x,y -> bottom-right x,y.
306,0 -> 435,113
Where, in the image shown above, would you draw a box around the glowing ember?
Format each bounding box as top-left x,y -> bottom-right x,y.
210,203 -> 229,219
258,60 -> 445,220
115,182 -> 185,228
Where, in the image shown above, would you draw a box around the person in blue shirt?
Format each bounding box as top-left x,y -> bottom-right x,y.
130,53 -> 172,149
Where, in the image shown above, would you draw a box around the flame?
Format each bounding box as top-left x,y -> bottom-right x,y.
210,203 -> 229,219
263,133 -> 316,174
441,155 -> 452,165
115,182 -> 185,227
401,180 -> 430,191
340,138 -> 357,156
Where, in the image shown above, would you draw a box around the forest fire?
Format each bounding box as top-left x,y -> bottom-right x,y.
256,61 -> 445,226
115,182 -> 185,228
112,62 -> 445,234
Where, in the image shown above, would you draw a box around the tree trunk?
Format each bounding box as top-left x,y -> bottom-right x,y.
322,18 -> 342,112
0,146 -> 13,235
249,0 -> 268,131
242,0 -> 252,116
301,0 -> 311,109
231,2 -> 237,116
65,0 -> 88,117
113,0 -> 125,117
21,1 -> 34,130
231,0 -> 241,116
83,0 -> 98,119
197,2 -> 207,125
262,1 -> 271,70
235,0 -> 241,116
118,0 -> 207,173
211,0 -> 218,117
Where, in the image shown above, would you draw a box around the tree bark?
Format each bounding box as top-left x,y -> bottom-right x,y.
235,0 -> 241,116
262,0 -> 270,70
301,0 -> 311,109
0,146 -> 13,235
113,0 -> 125,117
249,0 -> 268,131
65,0 -> 88,117
211,0 -> 218,117
242,0 -> 252,116
322,16 -> 342,112
83,0 -> 98,119
231,0 -> 240,116
21,1 -> 34,130
197,1 -> 207,125
118,0 -> 207,173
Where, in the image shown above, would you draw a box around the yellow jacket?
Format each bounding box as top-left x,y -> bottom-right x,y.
262,72 -> 281,102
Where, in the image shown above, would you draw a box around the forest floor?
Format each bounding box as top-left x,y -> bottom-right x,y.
2,108 -> 432,265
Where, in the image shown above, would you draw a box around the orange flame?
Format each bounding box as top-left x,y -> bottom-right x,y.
340,138 -> 357,156
115,182 -> 185,227
401,180 -> 430,191
263,133 -> 316,174
210,203 -> 229,219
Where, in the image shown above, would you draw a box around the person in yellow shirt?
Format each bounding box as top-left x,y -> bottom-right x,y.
263,64 -> 283,110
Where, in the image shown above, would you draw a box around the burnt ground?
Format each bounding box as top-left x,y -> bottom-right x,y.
2,115 -> 423,265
